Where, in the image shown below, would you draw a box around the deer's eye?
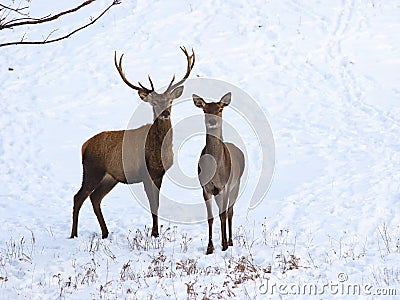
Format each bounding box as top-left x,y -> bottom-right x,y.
218,108 -> 223,113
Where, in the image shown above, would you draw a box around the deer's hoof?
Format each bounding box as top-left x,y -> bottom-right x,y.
228,239 -> 233,247
102,232 -> 109,239
151,231 -> 159,238
206,243 -> 214,255
222,240 -> 228,251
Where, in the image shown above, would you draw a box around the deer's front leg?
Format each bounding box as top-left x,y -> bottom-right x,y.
216,192 -> 229,251
143,176 -> 163,237
204,190 -> 214,254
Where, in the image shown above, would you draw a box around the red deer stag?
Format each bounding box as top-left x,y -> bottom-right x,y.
70,47 -> 195,239
193,92 -> 245,254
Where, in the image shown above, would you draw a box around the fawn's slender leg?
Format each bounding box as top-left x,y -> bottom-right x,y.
216,191 -> 229,251
227,184 -> 240,246
204,190 -> 214,254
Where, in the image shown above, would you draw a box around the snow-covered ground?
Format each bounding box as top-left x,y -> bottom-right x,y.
1,0 -> 399,298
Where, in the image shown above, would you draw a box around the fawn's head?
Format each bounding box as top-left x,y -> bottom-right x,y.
193,92 -> 231,131
114,46 -> 195,120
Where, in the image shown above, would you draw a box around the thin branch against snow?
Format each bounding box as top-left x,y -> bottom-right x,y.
0,0 -> 121,48
1,0 -> 96,29
0,3 -> 30,17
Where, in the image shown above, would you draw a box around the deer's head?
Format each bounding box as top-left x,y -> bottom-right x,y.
193,92 -> 231,131
114,46 -> 195,120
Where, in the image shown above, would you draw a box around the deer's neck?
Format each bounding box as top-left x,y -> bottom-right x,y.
145,117 -> 173,174
153,117 -> 172,142
147,117 -> 173,152
205,128 -> 224,157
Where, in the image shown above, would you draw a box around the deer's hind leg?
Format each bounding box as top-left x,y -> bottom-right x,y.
70,164 -> 105,238
90,174 -> 118,239
227,184 -> 240,247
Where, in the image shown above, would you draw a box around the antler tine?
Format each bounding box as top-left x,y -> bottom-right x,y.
114,51 -> 153,93
179,46 -> 196,67
180,45 -> 187,55
138,82 -> 147,90
166,74 -> 176,91
190,48 -> 195,68
179,46 -> 196,70
147,75 -> 155,91
136,76 -> 154,93
167,46 -> 195,91
135,76 -> 155,93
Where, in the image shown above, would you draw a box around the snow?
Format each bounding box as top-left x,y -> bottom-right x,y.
1,0 -> 399,299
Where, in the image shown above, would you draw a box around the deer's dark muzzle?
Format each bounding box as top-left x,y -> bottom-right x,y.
161,110 -> 170,118
208,119 -> 217,126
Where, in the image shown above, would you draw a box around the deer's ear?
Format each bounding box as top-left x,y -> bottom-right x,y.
193,94 -> 205,108
170,86 -> 184,100
138,90 -> 151,102
219,92 -> 231,107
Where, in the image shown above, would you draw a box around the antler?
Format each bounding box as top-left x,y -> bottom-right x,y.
166,46 -> 195,92
114,51 -> 154,94
114,47 -> 195,95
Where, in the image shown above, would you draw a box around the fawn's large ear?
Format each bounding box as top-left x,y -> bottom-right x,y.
193,94 -> 206,108
170,86 -> 184,100
219,92 -> 231,107
138,90 -> 151,102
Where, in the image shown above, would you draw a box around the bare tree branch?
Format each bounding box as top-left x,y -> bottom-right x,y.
1,0 -> 96,29
0,0 -> 121,47
0,4 -> 30,16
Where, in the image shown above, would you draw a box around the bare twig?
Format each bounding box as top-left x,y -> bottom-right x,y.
378,223 -> 391,255
1,0 -> 96,29
0,0 -> 121,47
43,29 -> 58,42
0,4 -> 30,17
